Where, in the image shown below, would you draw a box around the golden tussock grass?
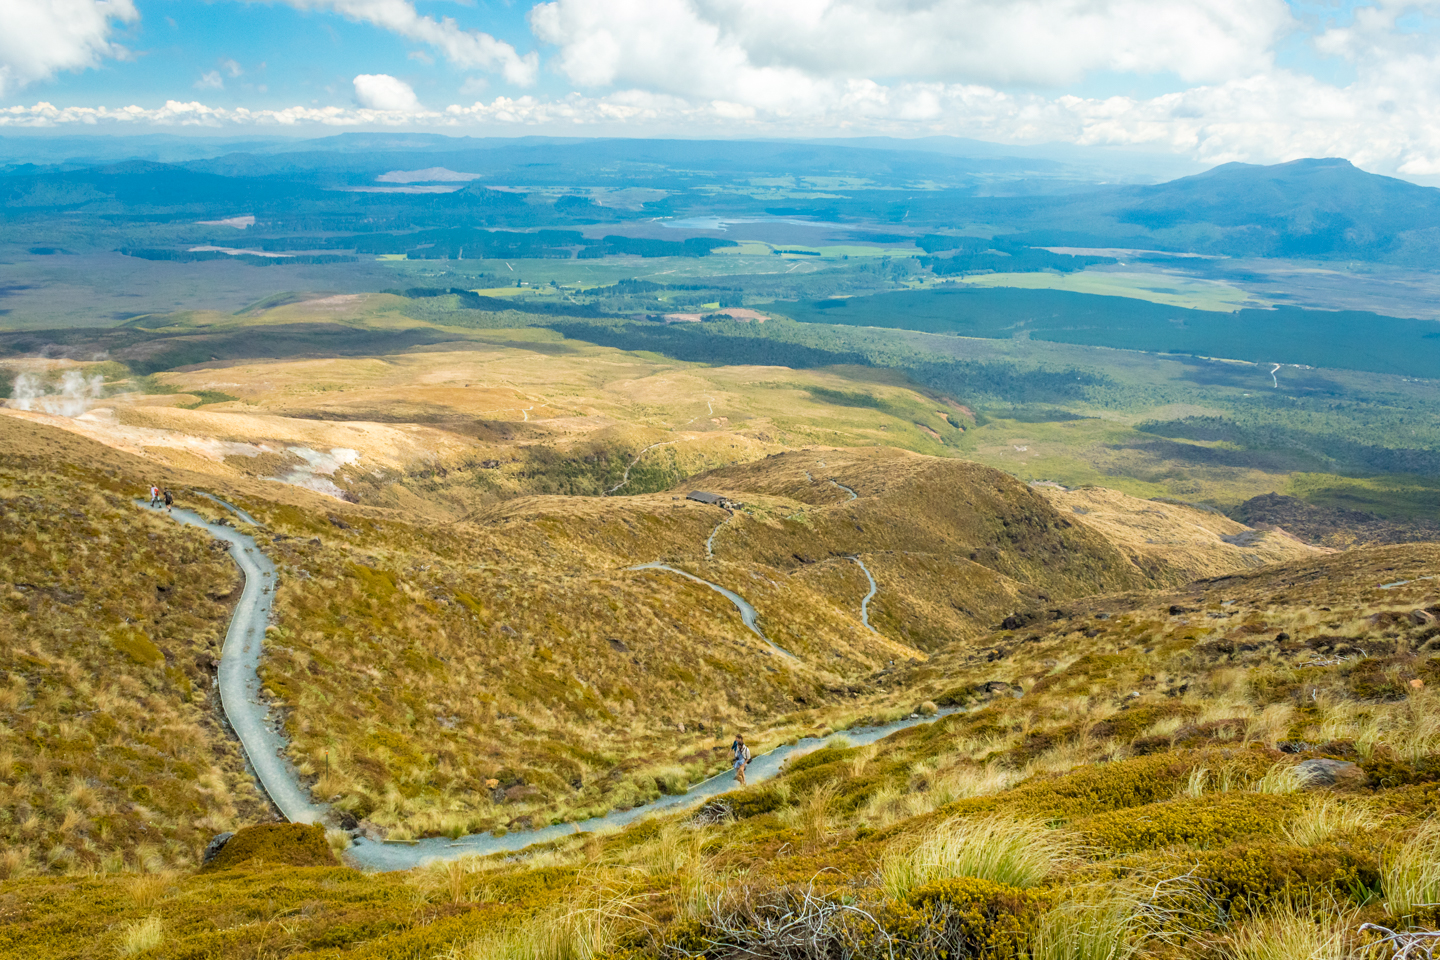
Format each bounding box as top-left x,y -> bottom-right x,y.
1383,819 -> 1440,921
1283,797 -> 1383,847
881,814 -> 1080,899
1225,897 -> 1356,960
1030,889 -> 1145,960
0,419 -> 269,875
1248,763 -> 1310,796
115,916 -> 165,957
442,895 -> 633,960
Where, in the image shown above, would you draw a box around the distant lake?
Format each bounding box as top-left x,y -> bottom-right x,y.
661,216 -> 858,231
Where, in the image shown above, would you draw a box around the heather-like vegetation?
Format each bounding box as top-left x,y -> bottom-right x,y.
238,446 -> 1172,837
2,478 -> 1437,957
0,418 -> 269,877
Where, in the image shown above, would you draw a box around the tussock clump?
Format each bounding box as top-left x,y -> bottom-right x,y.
116,916 -> 165,956
881,814 -> 1078,899
1249,762 -> 1310,795
1382,819 -> 1440,922
443,897 -> 631,960
1226,897 -> 1355,960
1029,892 -> 1143,960
1283,797 -> 1382,846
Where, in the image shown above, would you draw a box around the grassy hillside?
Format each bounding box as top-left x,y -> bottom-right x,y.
0,368 -> 1322,855
185,444 -> 1169,838
2,540 -> 1437,958
0,417 -> 270,877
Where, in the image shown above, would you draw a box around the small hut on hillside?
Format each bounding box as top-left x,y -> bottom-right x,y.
686,491 -> 740,509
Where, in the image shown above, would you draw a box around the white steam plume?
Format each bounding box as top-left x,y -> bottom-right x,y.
9,369 -> 105,417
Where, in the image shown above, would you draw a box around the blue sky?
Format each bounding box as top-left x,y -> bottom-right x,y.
23,0 -> 1392,106
3,0 -> 1440,177
36,2 -> 542,108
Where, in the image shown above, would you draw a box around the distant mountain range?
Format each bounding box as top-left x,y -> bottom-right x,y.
2,134 -> 1438,265
1006,158 -> 1440,263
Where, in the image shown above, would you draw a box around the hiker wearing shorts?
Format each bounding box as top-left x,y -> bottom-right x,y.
731,734 -> 751,786
149,485 -> 161,507
163,489 -> 174,513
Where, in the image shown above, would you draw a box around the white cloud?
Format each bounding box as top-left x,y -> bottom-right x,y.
529,0 -> 1292,100
13,0 -> 1440,179
353,73 -> 421,111
281,0 -> 538,85
221,58 -> 244,78
0,0 -> 139,97
195,70 -> 225,90
0,98 -> 444,127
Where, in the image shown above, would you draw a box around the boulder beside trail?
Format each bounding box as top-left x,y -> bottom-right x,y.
1297,758 -> 1366,787
202,832 -> 234,865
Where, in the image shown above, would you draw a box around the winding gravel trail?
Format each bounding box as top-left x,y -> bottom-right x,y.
142,501 -> 326,824
630,562 -> 794,658
194,492 -> 260,526
850,556 -> 880,632
705,511 -> 732,558
606,440 -> 678,495
349,706 -> 958,871
831,479 -> 858,501
146,498 -> 960,872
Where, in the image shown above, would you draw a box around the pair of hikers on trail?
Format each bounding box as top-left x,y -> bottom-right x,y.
731,734 -> 752,786
149,485 -> 174,513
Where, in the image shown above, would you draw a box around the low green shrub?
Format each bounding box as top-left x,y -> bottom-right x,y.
883,876 -> 1049,960
204,823 -> 339,871
1360,751 -> 1440,789
940,750 -> 1274,824
1191,840 -> 1380,913
785,746 -> 858,777
716,785 -> 789,820
1075,794 -> 1304,854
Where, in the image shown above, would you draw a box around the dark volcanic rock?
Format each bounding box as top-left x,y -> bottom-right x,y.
203,832 -> 234,865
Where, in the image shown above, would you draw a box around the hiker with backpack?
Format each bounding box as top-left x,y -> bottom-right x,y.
163,488 -> 174,513
731,733 -> 751,786
149,484 -> 161,507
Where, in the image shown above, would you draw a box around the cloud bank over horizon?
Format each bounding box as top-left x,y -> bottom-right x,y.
4,0 -> 1440,177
